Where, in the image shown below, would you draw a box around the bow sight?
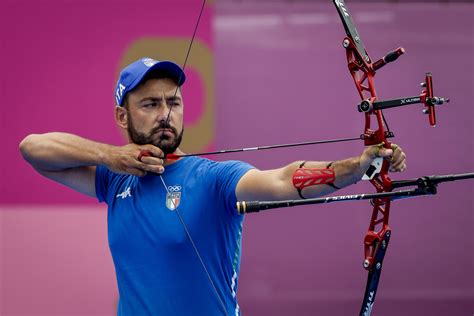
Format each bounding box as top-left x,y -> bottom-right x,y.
358,72 -> 450,127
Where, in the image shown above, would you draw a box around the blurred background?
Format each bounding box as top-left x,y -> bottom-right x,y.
1,0 -> 473,315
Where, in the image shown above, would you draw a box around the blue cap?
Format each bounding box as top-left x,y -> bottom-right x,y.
114,57 -> 186,106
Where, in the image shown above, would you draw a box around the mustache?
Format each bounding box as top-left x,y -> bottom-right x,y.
149,122 -> 177,136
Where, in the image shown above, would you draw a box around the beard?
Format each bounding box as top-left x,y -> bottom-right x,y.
127,118 -> 184,156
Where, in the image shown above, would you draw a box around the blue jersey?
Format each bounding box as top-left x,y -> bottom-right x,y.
95,157 -> 254,316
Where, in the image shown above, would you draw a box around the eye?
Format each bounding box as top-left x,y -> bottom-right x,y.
143,102 -> 156,108
168,99 -> 181,106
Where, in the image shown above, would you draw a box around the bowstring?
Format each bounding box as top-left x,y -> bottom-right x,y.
161,0 -> 207,133
158,1 -> 229,315
159,176 -> 229,316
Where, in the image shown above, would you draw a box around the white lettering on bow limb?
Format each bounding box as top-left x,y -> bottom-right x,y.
335,0 -> 349,17
362,290 -> 375,315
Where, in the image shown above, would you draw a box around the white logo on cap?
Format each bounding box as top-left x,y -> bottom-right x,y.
142,58 -> 157,67
115,83 -> 126,105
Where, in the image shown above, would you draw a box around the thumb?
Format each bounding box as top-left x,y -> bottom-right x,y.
369,144 -> 393,159
376,147 -> 393,158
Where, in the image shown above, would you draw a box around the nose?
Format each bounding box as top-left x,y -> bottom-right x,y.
154,98 -> 172,121
158,105 -> 174,126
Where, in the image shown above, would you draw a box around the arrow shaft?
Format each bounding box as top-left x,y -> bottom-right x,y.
167,136 -> 362,160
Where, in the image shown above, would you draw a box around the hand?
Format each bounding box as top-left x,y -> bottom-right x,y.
104,143 -> 165,176
360,143 -> 407,173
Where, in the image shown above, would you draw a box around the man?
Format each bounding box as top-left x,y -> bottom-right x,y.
20,57 -> 406,315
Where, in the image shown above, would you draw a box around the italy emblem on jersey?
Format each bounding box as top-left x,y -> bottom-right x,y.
166,185 -> 182,210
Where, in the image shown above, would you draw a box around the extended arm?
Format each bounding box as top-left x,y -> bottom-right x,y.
236,144 -> 406,202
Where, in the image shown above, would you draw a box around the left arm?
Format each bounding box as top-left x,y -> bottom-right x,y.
236,144 -> 406,201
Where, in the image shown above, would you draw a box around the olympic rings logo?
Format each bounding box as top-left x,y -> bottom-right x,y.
168,185 -> 182,192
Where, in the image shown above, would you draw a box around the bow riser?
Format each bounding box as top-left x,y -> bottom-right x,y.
343,38 -> 394,146
343,36 -> 393,271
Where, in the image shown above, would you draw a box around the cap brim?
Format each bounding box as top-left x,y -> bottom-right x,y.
128,60 -> 186,93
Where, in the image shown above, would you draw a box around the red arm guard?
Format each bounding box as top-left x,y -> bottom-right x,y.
292,162 -> 340,199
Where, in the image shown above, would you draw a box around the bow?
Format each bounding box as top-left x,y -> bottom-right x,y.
156,1 -> 472,315
334,0 -> 397,314
235,1 -> 471,315
333,1 -> 449,314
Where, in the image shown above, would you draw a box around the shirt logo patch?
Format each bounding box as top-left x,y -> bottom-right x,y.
116,186 -> 132,199
166,185 -> 182,210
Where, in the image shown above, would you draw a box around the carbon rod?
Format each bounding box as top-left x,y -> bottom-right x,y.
237,172 -> 474,214
391,172 -> 474,189
237,188 -> 428,214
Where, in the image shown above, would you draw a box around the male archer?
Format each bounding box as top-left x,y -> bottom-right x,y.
20,57 -> 406,316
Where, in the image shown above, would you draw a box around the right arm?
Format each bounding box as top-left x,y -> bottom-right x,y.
19,132 -> 164,198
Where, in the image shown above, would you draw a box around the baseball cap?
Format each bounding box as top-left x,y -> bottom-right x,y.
114,57 -> 186,106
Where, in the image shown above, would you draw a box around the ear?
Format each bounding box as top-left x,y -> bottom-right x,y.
115,106 -> 128,129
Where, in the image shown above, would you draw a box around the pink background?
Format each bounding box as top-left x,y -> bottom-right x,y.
2,1 -> 473,315
2,0 -> 213,204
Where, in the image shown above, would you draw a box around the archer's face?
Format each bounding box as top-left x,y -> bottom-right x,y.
117,78 -> 184,155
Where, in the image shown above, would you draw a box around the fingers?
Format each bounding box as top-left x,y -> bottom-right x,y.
124,161 -> 163,177
372,144 -> 393,158
389,161 -> 405,172
362,143 -> 407,173
389,144 -> 407,172
137,156 -> 165,174
135,145 -> 165,175
141,145 -> 165,159
107,144 -> 166,176
139,155 -> 164,166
